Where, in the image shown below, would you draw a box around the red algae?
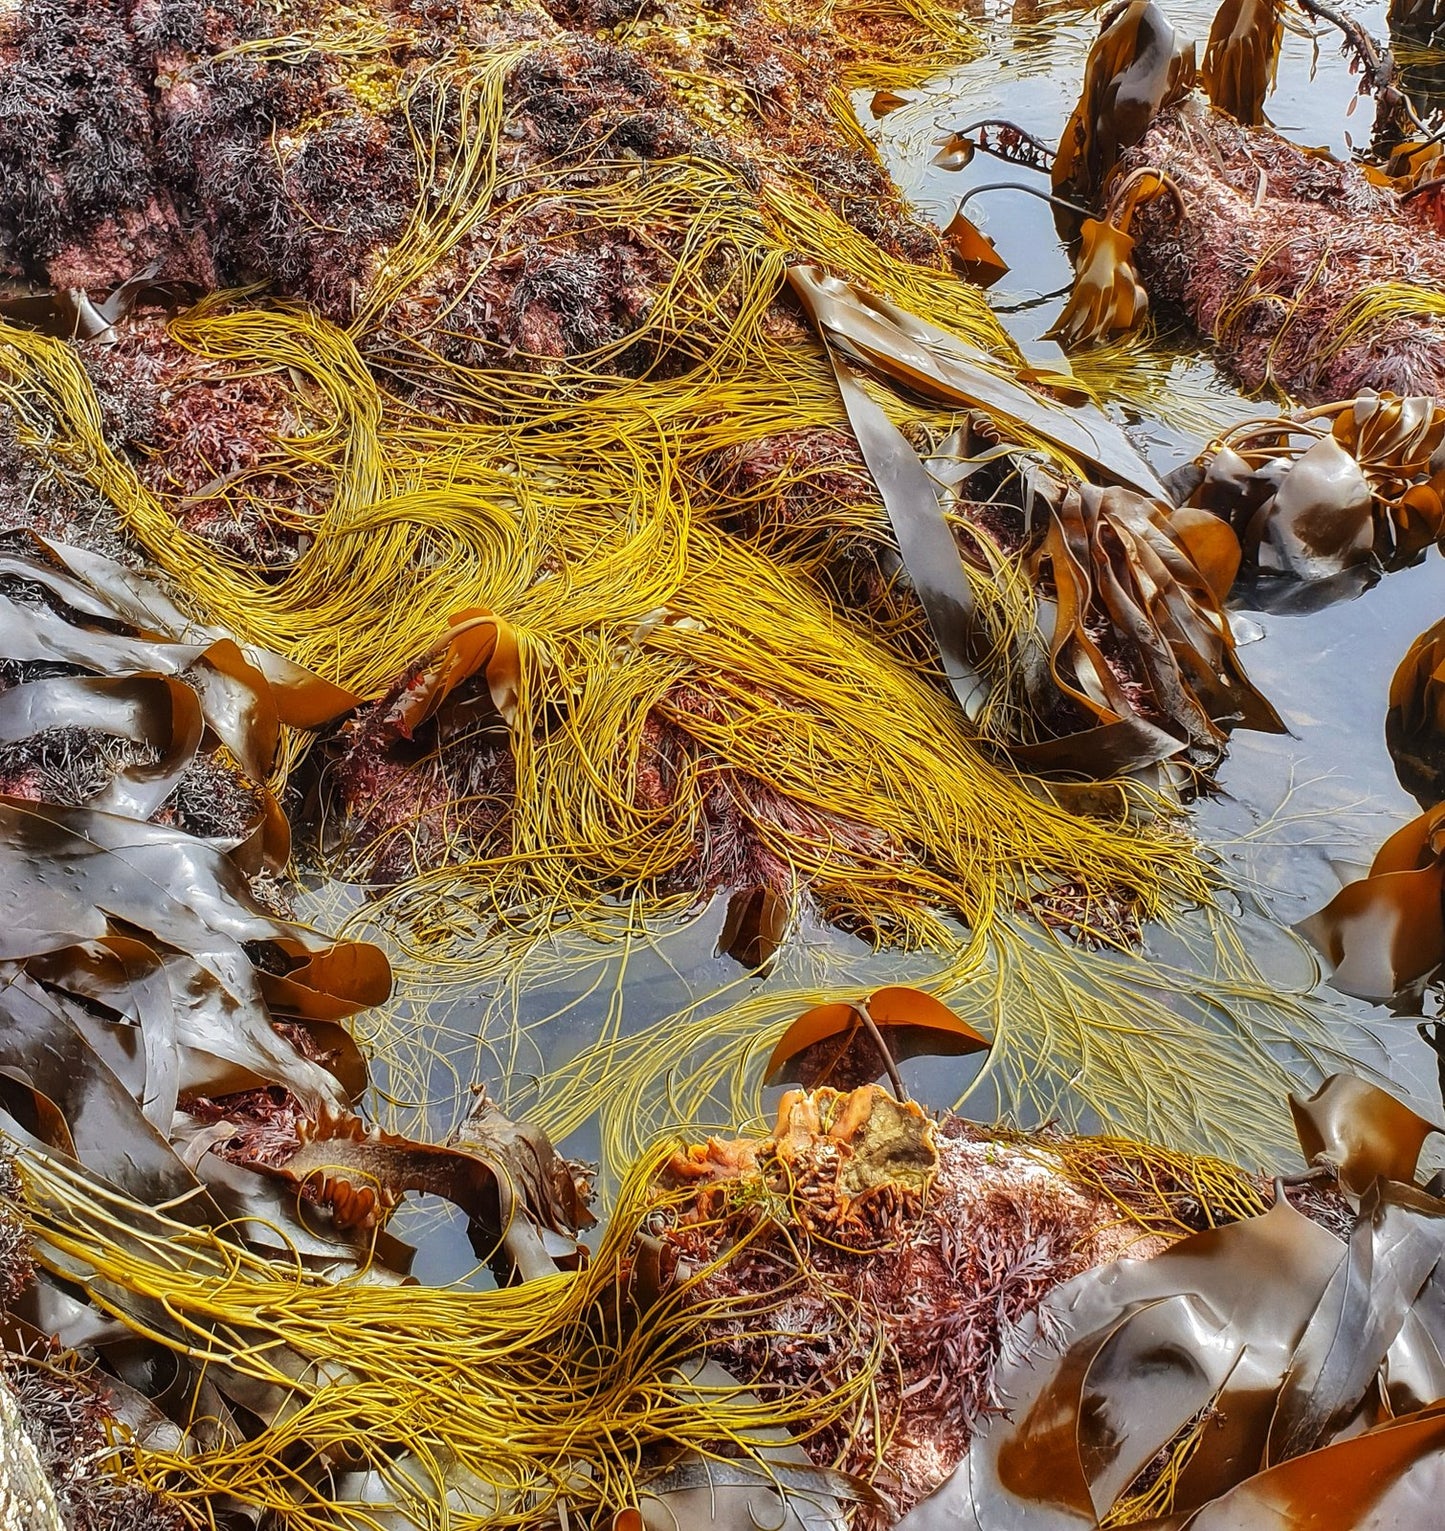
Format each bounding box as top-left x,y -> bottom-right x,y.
1122,99 -> 1445,400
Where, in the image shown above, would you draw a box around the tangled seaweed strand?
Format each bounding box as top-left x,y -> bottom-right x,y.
10,1145 -> 877,1531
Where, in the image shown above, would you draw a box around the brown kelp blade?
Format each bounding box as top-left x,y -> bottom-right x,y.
1288,1073 -> 1443,1197
716,885 -> 789,971
0,673 -> 203,820
390,606 -> 521,738
1166,507 -> 1242,603
1257,434 -> 1376,580
1268,1180 -> 1445,1464
1298,805 -> 1445,1001
0,796 -> 383,1112
1163,1404 -> 1445,1528
1190,396 -> 1445,582
941,209 -> 1009,287
36,531 -> 360,727
1201,0 -> 1283,127
1047,218 -> 1150,350
1020,471 -> 1283,765
788,263 -> 1168,499
263,1107 -> 591,1280
1388,614 -> 1445,807
764,986 -> 989,1088
931,132 -> 976,171
1053,1 -> 1196,203
898,1195 -> 1347,1530
789,269 -> 992,721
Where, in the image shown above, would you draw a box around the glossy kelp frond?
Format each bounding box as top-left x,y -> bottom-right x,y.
1018,468 -> 1281,769
1298,801 -> 1445,1003
897,1074 -> 1445,1529
1051,171 -> 1181,351
1186,393 -> 1445,579
1054,1 -> 1196,205
1201,0 -> 1284,127
1388,613 -> 1445,806
1050,217 -> 1151,350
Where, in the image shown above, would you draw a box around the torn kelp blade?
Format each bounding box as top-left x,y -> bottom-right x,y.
788,264 -> 1168,500
1289,1074 -> 1443,1199
1201,0 -> 1284,128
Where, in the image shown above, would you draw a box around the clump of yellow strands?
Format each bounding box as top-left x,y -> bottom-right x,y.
0,27 -> 1343,1163
13,1147 -> 888,1531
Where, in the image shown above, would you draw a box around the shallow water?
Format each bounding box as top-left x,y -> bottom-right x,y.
343,0 -> 1445,1282
860,0 -> 1445,1103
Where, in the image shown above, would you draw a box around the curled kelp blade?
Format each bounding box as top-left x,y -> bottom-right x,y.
899,1195 -> 1347,1529
1297,803 -> 1445,1001
0,796 -> 385,1111
257,1114 -> 576,1281
1258,435 -> 1376,580
941,209 -> 1009,288
1191,396 -> 1445,581
35,532 -> 360,727
1166,507 -> 1242,602
1021,471 -> 1283,767
1201,0 -> 1284,127
1268,1180 -> 1445,1464
764,986 -> 990,1088
1048,219 -> 1150,350
1053,1 -> 1197,204
1289,1074 -> 1443,1198
388,606 -> 521,738
1387,614 -> 1445,807
0,673 -> 203,820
